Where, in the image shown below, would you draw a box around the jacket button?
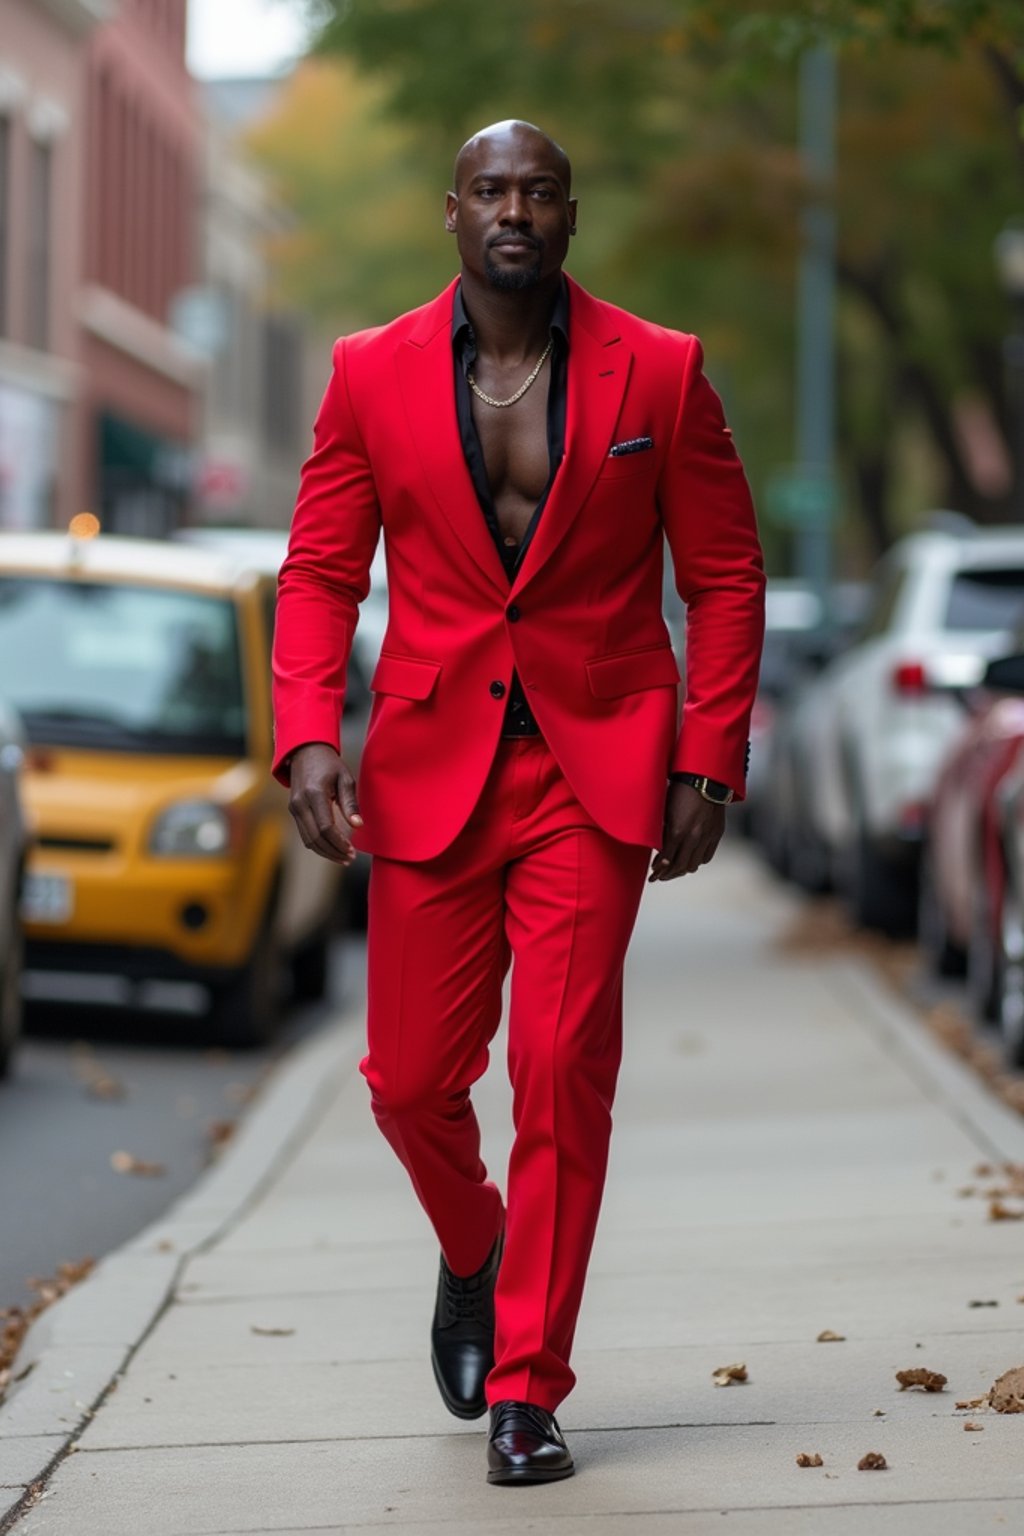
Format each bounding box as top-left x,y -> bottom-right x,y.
489,680 -> 506,699
507,604 -> 521,623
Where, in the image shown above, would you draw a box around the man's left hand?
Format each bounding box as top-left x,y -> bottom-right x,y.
649,782 -> 726,882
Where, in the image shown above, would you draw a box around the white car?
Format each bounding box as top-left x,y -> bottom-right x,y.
798,525 -> 1024,932
0,701 -> 29,1076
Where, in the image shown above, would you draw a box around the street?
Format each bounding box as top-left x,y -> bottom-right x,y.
0,942 -> 363,1317
3,839 -> 1023,1533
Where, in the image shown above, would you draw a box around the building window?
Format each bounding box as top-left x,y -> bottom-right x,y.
0,117 -> 9,337
28,139 -> 52,350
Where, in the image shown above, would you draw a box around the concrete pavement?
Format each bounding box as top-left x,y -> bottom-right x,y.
3,844 -> 1024,1533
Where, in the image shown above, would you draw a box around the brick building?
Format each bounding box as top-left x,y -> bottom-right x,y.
80,0 -> 202,536
0,0 -> 109,529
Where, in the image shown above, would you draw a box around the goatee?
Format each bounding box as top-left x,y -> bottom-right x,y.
485,257 -> 543,291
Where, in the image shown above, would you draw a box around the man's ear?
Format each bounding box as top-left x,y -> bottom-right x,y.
568,196 -> 578,236
444,190 -> 458,233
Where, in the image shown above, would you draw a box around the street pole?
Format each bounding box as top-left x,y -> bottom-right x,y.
795,46 -> 837,624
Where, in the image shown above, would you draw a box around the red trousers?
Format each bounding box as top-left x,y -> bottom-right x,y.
360,736 -> 650,1410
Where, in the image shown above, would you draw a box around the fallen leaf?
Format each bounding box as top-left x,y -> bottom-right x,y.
964,1420 -> 984,1431
858,1452 -> 888,1471
817,1329 -> 846,1342
957,1186 -> 977,1198
712,1362 -> 748,1386
156,1240 -> 174,1252
873,1409 -> 886,1417
0,1259 -> 95,1407
989,1366 -> 1024,1413
956,1397 -> 986,1409
896,1368 -> 947,1393
975,1163 -> 995,1178
968,1299 -> 999,1308
796,1452 -> 823,1467
110,1151 -> 166,1177
206,1119 -> 236,1150
988,1199 -> 1024,1222
250,1326 -> 295,1337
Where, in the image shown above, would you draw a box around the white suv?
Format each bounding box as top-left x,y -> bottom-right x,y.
805,526 -> 1024,931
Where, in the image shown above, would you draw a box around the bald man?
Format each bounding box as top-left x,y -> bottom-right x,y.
273,120 -> 765,1484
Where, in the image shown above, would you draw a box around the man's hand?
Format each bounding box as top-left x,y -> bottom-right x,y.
649,781 -> 726,882
287,743 -> 362,865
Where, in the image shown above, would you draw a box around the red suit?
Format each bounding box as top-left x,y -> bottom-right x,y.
273,276 -> 764,1410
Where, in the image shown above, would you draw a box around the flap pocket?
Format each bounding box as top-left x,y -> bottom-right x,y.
370,653 -> 442,701
586,644 -> 680,699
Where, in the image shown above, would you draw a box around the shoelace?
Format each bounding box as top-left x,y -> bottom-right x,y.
490,1400 -> 559,1440
441,1264 -> 490,1323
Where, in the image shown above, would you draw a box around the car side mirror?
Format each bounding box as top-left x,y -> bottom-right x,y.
982,653 -> 1024,693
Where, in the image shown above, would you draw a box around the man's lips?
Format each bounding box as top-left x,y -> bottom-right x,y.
489,238 -> 540,253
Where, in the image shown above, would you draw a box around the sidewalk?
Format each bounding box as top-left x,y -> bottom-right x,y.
3,844 -> 1024,1534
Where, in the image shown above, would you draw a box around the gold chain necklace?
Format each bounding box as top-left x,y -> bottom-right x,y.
467,338 -> 553,409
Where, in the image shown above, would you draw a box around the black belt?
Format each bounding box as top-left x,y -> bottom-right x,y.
501,673 -> 541,737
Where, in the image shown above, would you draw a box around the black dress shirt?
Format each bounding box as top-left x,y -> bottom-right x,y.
452,279 -> 569,736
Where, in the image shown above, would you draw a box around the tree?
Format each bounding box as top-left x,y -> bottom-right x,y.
269,0 -> 1024,556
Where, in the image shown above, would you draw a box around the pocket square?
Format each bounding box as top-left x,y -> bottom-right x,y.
609,436 -> 654,457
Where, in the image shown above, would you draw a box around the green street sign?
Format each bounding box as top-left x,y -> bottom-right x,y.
765,468 -> 838,528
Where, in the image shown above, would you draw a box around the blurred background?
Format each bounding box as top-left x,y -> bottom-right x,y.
3,0 -> 1024,1328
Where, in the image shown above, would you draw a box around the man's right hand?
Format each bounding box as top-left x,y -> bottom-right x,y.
287,743 -> 362,865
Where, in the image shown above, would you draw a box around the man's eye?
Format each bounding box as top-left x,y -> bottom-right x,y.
531,188 -> 552,200
477,187 -> 499,198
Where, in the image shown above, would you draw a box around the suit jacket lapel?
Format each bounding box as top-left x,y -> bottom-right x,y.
395,282 -> 508,595
511,284 -> 632,596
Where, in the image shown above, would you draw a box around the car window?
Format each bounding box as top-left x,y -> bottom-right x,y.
946,569 -> 1024,632
0,576 -> 246,755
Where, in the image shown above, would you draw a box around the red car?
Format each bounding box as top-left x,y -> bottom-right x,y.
919,689 -> 1024,1022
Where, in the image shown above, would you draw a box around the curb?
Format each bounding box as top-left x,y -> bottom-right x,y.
0,1015 -> 361,1530
832,959 -> 1024,1164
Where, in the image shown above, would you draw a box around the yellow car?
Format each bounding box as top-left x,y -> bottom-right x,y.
0,530 -> 348,1046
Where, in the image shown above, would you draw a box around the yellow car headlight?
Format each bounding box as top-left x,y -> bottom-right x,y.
150,800 -> 231,857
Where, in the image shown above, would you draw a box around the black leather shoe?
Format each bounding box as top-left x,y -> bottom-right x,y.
487,1399 -> 575,1484
430,1228 -> 503,1419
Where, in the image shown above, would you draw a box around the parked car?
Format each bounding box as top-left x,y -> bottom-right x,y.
174,525 -> 376,926
919,684 -> 1024,1019
787,527 -> 1024,933
0,701 -> 29,1077
0,530 -> 350,1046
750,581 -> 868,878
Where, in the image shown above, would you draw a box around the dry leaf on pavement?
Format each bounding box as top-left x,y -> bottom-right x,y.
896,1368 -> 947,1393
989,1366 -> 1024,1413
988,1199 -> 1024,1222
964,1420 -> 984,1431
817,1329 -> 846,1342
796,1453 -> 823,1467
712,1362 -> 748,1386
110,1151 -> 166,1177
968,1299 -> 999,1307
956,1397 -> 986,1409
250,1326 -> 295,1337
857,1452 -> 888,1470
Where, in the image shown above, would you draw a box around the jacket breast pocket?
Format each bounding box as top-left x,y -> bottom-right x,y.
370,653 -> 442,701
597,452 -> 659,482
586,644 -> 680,699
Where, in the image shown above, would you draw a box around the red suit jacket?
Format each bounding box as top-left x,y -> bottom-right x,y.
272,277 -> 765,862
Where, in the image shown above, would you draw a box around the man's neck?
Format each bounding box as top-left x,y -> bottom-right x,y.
459,269 -> 562,366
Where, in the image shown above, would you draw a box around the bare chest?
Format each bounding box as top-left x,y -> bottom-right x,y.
470,368 -> 553,545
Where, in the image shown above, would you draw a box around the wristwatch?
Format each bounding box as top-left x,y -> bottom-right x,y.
673,772 -> 735,805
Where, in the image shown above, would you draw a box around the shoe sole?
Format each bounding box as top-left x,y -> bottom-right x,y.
487,1464 -> 575,1485
430,1351 -> 488,1421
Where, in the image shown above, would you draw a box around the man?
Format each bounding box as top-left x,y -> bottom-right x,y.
272,119 -> 765,1486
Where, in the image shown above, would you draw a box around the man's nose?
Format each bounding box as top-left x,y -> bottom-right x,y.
499,191 -> 532,226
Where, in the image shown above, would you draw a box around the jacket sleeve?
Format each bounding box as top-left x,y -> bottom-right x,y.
658,336 -> 766,798
271,337 -> 382,785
